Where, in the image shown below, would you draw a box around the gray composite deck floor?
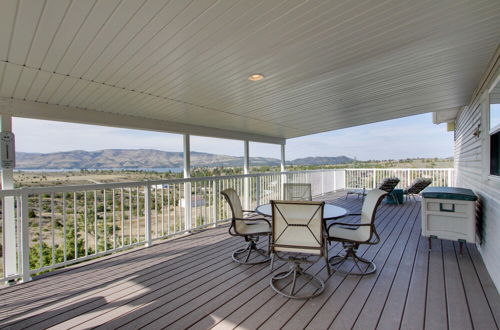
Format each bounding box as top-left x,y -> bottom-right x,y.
0,191 -> 499,330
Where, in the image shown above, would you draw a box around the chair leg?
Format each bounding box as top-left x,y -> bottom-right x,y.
324,240 -> 331,275
324,253 -> 331,275
270,253 -> 275,271
270,261 -> 325,299
232,236 -> 271,265
329,243 -> 376,276
290,268 -> 298,296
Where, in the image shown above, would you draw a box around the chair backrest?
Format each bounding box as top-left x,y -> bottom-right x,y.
283,183 -> 312,201
220,188 -> 246,234
271,200 -> 325,255
358,189 -> 388,240
406,178 -> 432,194
377,177 -> 400,193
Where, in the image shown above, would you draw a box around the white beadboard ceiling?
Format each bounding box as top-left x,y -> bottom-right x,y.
0,0 -> 499,143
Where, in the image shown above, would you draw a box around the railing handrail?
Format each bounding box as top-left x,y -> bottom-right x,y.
0,167 -> 452,196
0,168 -> 343,196
345,168 -> 453,171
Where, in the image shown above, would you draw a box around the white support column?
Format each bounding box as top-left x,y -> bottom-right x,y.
183,134 -> 192,230
243,140 -> 250,209
1,115 -> 16,278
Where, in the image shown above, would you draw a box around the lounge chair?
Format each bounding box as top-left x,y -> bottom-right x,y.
403,177 -> 432,201
346,177 -> 400,202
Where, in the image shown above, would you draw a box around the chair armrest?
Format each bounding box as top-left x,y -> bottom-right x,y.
234,217 -> 271,227
326,222 -> 372,232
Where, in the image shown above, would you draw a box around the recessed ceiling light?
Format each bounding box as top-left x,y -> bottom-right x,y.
248,73 -> 264,81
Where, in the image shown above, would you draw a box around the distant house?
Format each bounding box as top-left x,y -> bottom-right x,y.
152,184 -> 169,189
179,195 -> 205,208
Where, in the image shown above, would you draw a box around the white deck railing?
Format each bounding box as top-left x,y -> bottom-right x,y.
0,168 -> 452,283
345,168 -> 455,189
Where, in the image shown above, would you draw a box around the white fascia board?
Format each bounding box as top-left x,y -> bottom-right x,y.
0,97 -> 285,145
432,107 -> 461,124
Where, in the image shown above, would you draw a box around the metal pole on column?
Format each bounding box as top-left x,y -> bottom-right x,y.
280,143 -> 286,199
20,189 -> 31,282
1,115 -> 16,279
144,183 -> 152,247
183,134 -> 192,231
243,140 -> 250,209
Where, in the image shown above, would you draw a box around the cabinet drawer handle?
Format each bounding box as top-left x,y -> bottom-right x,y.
439,203 -> 455,212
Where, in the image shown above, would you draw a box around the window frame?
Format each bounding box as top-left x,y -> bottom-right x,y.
485,71 -> 500,181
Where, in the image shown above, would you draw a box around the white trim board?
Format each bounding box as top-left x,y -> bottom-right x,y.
0,97 -> 285,145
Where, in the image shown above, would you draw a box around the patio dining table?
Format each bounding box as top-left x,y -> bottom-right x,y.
255,203 -> 348,220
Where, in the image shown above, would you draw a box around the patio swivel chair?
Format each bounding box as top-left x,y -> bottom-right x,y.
403,177 -> 432,201
270,200 -> 330,299
346,177 -> 400,204
221,188 -> 271,265
283,183 -> 312,201
327,189 -> 387,275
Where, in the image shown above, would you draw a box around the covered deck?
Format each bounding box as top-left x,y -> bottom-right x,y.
1,191 -> 498,330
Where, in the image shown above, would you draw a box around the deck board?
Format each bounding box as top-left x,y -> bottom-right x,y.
425,239 -> 448,330
442,240 -> 473,330
456,242 -> 499,329
400,220 -> 430,330
0,191 -> 498,330
371,211 -> 422,330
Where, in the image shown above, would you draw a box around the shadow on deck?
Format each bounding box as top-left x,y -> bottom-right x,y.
0,191 -> 499,329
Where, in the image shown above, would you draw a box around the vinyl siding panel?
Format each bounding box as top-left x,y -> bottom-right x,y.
454,47 -> 500,292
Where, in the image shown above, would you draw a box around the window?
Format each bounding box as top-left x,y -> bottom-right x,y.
489,80 -> 500,176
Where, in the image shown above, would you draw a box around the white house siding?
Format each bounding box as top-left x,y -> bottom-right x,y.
454,48 -> 500,291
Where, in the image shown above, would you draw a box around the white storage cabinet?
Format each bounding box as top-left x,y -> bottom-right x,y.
421,187 -> 477,252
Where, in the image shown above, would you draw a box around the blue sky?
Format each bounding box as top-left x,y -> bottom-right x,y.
13,113 -> 453,161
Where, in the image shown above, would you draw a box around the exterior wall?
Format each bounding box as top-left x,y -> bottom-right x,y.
454,47 -> 500,291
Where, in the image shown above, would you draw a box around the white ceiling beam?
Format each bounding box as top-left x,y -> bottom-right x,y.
0,97 -> 285,145
432,107 -> 461,124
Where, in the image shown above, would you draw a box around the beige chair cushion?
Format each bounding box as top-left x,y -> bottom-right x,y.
283,183 -> 312,201
328,225 -> 370,242
360,189 -> 387,225
221,188 -> 270,235
329,189 -> 387,243
239,221 -> 271,235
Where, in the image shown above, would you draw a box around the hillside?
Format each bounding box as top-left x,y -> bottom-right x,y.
16,149 -> 355,169
290,156 -> 354,166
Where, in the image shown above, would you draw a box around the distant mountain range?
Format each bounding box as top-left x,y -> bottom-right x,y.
15,149 -> 354,169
